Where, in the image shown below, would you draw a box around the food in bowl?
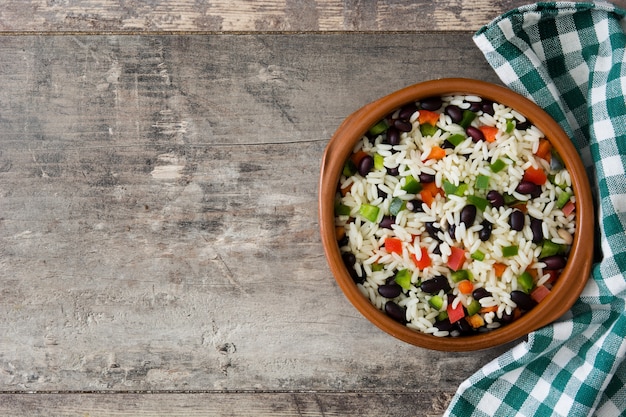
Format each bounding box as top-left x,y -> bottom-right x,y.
334,93 -> 577,337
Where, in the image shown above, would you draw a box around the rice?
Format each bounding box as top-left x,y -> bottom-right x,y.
335,94 -> 577,337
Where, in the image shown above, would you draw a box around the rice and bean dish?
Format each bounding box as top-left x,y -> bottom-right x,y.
334,94 -> 576,337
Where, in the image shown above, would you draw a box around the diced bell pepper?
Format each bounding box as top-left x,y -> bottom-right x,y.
428,295 -> 444,310
359,204 -> 380,223
447,300 -> 466,324
502,245 -> 519,257
389,197 -> 406,216
369,120 -> 389,136
384,237 -> 403,255
401,175 -> 422,194
447,247 -> 467,271
517,271 -> 535,293
394,269 -> 412,290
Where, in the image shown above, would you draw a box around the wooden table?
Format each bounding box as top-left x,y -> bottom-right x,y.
1,1 -> 623,415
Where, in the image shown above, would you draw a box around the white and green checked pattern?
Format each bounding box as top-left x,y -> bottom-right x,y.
445,2 -> 626,416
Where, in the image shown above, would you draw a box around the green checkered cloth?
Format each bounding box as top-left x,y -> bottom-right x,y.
445,2 -> 626,416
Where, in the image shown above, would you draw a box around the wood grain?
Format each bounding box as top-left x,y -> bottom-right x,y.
0,0 -> 618,33
0,392 -> 460,416
0,34 -> 519,415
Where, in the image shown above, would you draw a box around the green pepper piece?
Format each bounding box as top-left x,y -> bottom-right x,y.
443,180 -> 458,196
503,193 -> 519,206
343,160 -> 357,177
437,311 -> 449,321
556,190 -> 573,209
471,250 -> 485,261
451,269 -> 470,283
540,240 -> 563,258
475,174 -> 490,190
371,263 -> 384,272
502,245 -> 519,257
456,183 -> 469,196
394,269 -> 412,290
490,158 -> 506,173
459,110 -> 476,128
467,299 -> 481,316
467,195 -> 489,211
420,124 -> 439,137
517,271 -> 534,293
506,119 -> 516,133
447,134 -> 466,147
428,295 -> 444,310
547,173 -> 557,184
335,202 -> 351,216
369,120 -> 389,136
389,197 -> 406,216
373,153 -> 385,170
550,149 -> 565,170
401,175 -> 422,194
443,180 -> 468,197
359,204 -> 380,223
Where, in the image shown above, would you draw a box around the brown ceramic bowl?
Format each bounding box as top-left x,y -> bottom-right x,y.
319,78 -> 594,351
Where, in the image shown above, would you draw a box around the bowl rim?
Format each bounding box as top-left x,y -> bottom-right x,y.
319,78 -> 594,351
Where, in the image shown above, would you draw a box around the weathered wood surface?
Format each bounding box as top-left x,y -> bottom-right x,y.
2,0 -> 621,33
0,33 -> 523,415
0,391 -> 477,416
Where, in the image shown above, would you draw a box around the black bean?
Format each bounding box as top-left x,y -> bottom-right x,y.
466,126 -> 485,142
434,318 -> 454,332
441,139 -> 455,149
387,167 -> 399,176
342,252 -> 356,266
377,187 -> 388,199
500,310 -> 515,324
479,219 -> 493,241
530,217 -> 543,243
342,253 -> 363,284
448,224 -> 456,239
541,255 -> 567,270
530,186 -> 542,199
378,283 -> 402,299
445,104 -> 463,123
447,293 -> 456,305
481,101 -> 495,115
472,287 -> 492,300
399,103 -> 418,120
420,275 -> 451,294
358,155 -> 374,176
418,172 -> 436,183
509,209 -> 525,231
393,119 -> 412,132
516,180 -> 539,195
385,301 -> 407,323
511,290 -> 537,311
468,101 -> 483,112
406,200 -> 424,213
386,126 -> 400,145
461,204 -> 477,226
516,120 -> 531,130
425,222 -> 442,242
379,216 -> 395,229
457,317 -> 473,334
420,96 -> 443,111
350,270 -> 364,284
487,190 -> 505,208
